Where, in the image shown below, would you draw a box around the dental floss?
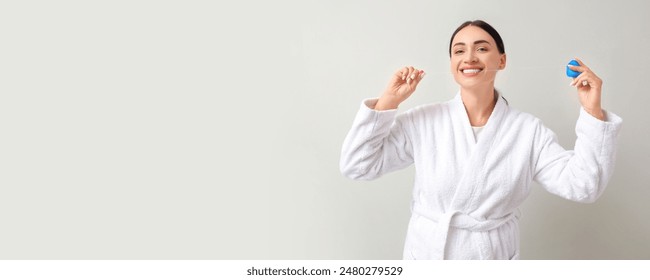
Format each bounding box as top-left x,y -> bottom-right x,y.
403,60 -> 585,78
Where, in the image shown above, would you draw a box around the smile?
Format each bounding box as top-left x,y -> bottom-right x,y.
461,68 -> 483,74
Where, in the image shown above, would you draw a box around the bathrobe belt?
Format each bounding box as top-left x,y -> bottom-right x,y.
412,205 -> 521,259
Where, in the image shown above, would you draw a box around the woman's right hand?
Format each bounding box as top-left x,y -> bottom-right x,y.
374,66 -> 425,110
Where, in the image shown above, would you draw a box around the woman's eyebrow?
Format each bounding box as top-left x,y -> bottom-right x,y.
473,40 -> 491,45
453,40 -> 492,47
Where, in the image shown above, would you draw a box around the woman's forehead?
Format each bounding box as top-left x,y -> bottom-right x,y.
452,26 -> 495,46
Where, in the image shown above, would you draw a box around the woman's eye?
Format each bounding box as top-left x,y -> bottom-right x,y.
477,47 -> 487,52
454,50 -> 464,54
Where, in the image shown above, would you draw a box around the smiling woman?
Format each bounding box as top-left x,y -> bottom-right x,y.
340,20 -> 623,260
449,22 -> 507,126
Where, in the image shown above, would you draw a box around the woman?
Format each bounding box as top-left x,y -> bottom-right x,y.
339,20 -> 622,260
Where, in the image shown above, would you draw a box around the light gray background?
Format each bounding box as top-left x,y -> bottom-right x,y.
1,0 -> 648,259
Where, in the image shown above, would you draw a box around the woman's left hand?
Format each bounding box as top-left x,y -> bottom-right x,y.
568,58 -> 605,120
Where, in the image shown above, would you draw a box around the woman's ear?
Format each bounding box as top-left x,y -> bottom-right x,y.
498,54 -> 507,70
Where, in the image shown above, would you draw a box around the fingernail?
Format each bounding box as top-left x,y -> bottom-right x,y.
402,75 -> 406,80
410,74 -> 416,79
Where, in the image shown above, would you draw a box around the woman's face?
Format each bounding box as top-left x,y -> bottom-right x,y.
450,25 -> 506,90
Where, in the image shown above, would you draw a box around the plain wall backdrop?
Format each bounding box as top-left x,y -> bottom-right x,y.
1,0 -> 648,259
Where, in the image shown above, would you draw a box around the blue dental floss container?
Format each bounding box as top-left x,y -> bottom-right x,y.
566,59 -> 581,78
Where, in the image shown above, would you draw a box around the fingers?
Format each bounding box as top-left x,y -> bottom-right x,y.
399,66 -> 409,81
411,69 -> 425,87
574,57 -> 587,67
570,72 -> 587,87
567,57 -> 590,74
397,66 -> 425,85
567,58 -> 600,88
406,66 -> 415,83
571,73 -> 601,89
570,70 -> 602,89
567,65 -> 588,74
405,66 -> 415,84
570,77 -> 588,88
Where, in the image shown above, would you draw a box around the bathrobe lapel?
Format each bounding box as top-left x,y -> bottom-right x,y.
450,92 -> 507,210
431,92 -> 508,259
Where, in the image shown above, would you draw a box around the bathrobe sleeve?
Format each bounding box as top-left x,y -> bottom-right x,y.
533,108 -> 623,203
340,98 -> 415,180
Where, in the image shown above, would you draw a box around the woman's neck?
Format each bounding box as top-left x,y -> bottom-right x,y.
461,87 -> 497,127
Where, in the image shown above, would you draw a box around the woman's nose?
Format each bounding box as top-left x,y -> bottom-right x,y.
465,52 -> 478,63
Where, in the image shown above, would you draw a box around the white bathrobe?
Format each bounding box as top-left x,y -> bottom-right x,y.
340,92 -> 622,260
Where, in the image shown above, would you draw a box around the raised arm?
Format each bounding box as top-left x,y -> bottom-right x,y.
340,66 -> 425,180
534,59 -> 622,202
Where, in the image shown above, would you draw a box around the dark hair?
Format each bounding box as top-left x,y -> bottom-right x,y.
449,20 -> 505,57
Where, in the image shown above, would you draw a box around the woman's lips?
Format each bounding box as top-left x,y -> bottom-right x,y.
460,68 -> 483,76
462,69 -> 482,73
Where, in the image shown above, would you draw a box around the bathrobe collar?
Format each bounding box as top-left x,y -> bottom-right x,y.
449,90 -> 508,211
453,90 -> 507,148
426,90 -> 510,259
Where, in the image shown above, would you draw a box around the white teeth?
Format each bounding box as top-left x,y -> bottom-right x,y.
462,69 -> 482,74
